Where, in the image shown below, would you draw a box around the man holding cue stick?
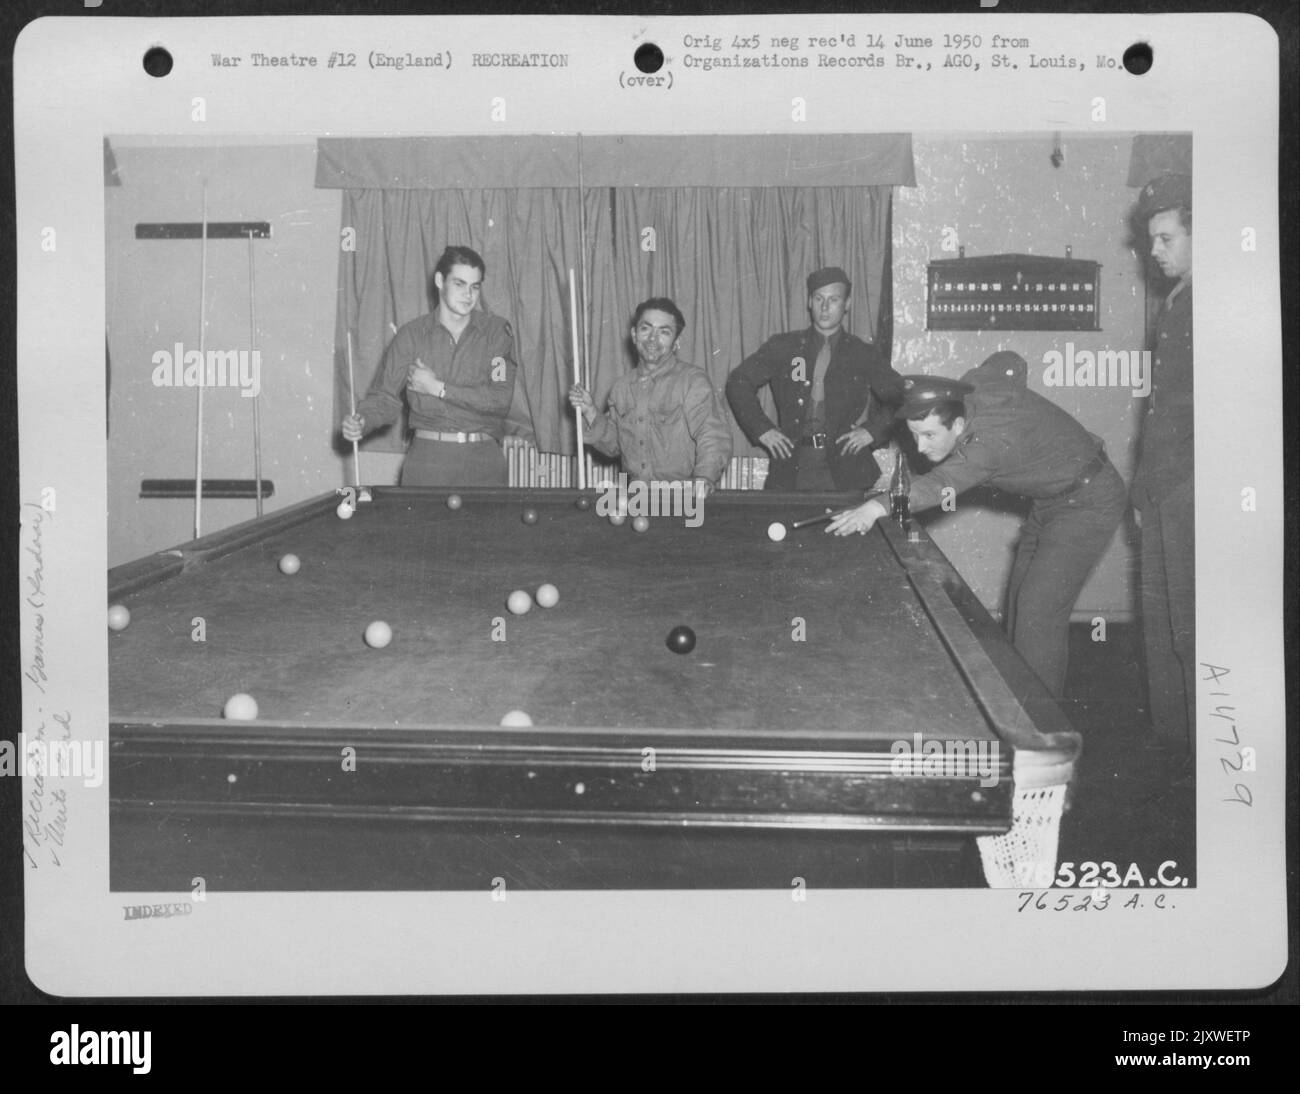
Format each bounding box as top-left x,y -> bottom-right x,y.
568,297 -> 731,493
342,245 -> 519,487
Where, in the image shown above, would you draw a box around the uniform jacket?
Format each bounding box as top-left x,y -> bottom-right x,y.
909,363 -> 1115,513
726,327 -> 903,490
1131,282 -> 1192,508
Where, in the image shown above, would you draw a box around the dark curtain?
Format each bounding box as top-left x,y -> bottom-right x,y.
585,185 -> 894,456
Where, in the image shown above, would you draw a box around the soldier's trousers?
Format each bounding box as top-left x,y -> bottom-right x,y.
1138,478 -> 1196,748
1005,464 -> 1128,698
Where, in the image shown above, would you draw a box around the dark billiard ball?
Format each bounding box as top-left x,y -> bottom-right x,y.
575,496 -> 592,511
666,625 -> 696,655
522,508 -> 539,525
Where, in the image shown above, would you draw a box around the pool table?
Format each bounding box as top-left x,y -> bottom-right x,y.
108,486 -> 1079,890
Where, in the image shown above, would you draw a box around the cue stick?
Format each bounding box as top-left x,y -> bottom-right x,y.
570,268 -> 587,489
247,231 -> 264,517
790,508 -> 844,530
577,134 -> 592,388
345,329 -> 362,491
194,184 -> 208,540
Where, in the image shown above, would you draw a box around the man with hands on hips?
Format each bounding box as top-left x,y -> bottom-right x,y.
725,266 -> 904,491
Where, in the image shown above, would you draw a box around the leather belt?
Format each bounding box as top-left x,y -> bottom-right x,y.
1048,451 -> 1109,503
799,432 -> 828,449
414,430 -> 493,443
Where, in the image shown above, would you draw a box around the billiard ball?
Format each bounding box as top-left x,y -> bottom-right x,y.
447,494 -> 463,510
536,583 -> 560,608
767,522 -> 787,543
500,710 -> 534,727
336,500 -> 355,520
364,620 -> 393,649
223,693 -> 258,720
608,512 -> 626,527
632,516 -> 651,533
507,590 -> 533,615
575,496 -> 592,511
666,625 -> 696,655
107,604 -> 131,631
522,508 -> 539,525
278,553 -> 301,575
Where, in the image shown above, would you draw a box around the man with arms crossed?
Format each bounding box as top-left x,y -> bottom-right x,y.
342,245 -> 518,486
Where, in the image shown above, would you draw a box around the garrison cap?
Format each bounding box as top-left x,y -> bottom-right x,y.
807,266 -> 851,295
1136,173 -> 1191,222
894,374 -> 974,419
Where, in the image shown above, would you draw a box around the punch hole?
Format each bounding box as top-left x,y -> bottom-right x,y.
1122,42 -> 1153,75
634,43 -> 664,73
143,47 -> 174,78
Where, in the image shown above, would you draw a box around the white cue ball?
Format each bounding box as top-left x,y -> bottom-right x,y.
535,583 -> 560,608
364,620 -> 393,648
336,500 -> 355,520
500,710 -> 534,727
278,553 -> 301,575
223,693 -> 258,720
507,590 -> 533,615
767,522 -> 788,542
107,604 -> 131,631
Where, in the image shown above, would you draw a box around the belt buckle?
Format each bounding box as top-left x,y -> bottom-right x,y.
810,433 -> 826,449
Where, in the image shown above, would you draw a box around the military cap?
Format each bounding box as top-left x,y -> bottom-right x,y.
1136,173 -> 1191,222
894,374 -> 975,419
807,266 -> 851,296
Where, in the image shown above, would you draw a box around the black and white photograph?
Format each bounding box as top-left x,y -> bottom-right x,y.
102,129 -> 1195,897
10,10 -> 1288,1000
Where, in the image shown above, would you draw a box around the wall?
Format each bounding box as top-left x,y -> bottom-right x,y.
894,133 -> 1148,618
105,140 -> 403,568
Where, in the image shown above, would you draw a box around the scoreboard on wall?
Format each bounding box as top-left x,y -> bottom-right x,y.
926,254 -> 1102,332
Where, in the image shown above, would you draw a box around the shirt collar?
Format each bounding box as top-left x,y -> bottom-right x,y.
436,308 -> 484,341
809,327 -> 843,351
637,353 -> 680,380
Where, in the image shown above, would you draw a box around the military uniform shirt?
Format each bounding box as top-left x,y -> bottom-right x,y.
1132,282 -> 1193,506
908,388 -> 1107,513
585,356 -> 732,484
357,310 -> 518,440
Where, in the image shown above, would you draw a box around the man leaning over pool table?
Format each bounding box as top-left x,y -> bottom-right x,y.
568,297 -> 732,493
826,352 -> 1127,699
